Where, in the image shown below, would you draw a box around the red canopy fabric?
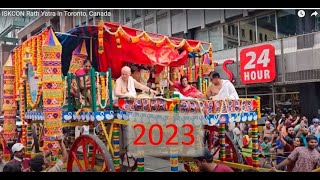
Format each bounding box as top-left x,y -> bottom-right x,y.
98,22 -> 207,78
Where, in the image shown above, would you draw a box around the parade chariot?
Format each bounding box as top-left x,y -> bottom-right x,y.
1,21 -> 262,172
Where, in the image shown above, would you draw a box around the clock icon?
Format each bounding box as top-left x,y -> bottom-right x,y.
298,10 -> 306,18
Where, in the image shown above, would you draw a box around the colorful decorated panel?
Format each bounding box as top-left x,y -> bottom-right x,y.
118,98 -> 258,115
117,98 -> 259,125
26,111 -> 45,121
117,110 -> 257,126
62,111 -> 114,122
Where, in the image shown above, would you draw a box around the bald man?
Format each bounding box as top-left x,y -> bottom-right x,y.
113,66 -> 157,99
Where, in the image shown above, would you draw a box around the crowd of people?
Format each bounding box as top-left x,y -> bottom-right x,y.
226,113 -> 320,172
0,136 -> 68,172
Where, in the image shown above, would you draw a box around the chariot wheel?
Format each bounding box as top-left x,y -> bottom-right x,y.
67,134 -> 115,172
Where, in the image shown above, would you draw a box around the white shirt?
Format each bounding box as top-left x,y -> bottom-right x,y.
210,80 -> 239,100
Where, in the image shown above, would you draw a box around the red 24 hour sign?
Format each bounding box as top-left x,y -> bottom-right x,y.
240,44 -> 276,84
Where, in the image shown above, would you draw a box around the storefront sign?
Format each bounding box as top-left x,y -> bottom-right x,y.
240,44 -> 276,84
214,60 -> 235,82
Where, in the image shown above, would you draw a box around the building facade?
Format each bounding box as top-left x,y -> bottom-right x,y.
17,9 -> 320,119
0,10 -> 35,114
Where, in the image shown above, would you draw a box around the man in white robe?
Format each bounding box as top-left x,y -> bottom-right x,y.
204,71 -> 239,100
113,66 -> 157,101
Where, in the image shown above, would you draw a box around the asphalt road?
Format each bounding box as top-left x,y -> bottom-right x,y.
142,156 -> 186,172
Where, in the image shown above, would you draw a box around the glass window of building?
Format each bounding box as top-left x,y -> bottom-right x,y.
81,16 -> 86,25
240,18 -> 256,46
88,17 -> 93,25
274,85 -> 300,115
209,26 -> 223,51
145,10 -> 155,16
315,12 -> 320,31
247,86 -> 274,113
195,29 -> 208,42
134,10 -> 142,19
259,33 -> 263,42
241,29 -> 245,37
171,10 -> 183,16
172,32 -> 185,38
103,15 -> 110,22
223,23 -> 238,49
257,14 -> 276,42
249,30 -> 253,41
125,10 -> 131,22
113,10 -> 119,22
277,10 -> 298,38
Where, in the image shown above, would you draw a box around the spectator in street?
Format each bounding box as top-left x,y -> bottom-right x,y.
294,116 -> 308,134
10,143 -> 30,172
308,118 -> 319,135
269,113 -> 277,129
284,114 -> 299,127
296,126 -> 308,147
279,132 -> 303,171
261,120 -> 274,142
0,152 -> 5,172
29,136 -> 68,172
2,161 -> 22,172
284,126 -> 295,146
278,113 -> 286,126
261,136 -> 273,167
194,148 -> 234,172
242,129 -> 253,166
232,122 -> 242,149
270,130 -> 285,171
272,135 -> 320,172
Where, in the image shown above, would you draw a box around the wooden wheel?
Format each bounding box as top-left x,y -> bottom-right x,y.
67,134 -> 115,172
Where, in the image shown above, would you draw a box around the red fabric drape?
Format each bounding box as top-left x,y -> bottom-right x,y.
98,25 -> 189,78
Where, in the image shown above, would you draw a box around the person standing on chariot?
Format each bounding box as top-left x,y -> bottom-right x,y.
202,71 -> 239,100
71,59 -> 93,106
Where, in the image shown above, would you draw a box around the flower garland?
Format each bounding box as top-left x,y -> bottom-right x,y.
61,77 -> 68,107
208,43 -> 213,66
35,35 -> 41,78
13,50 -> 19,100
26,82 -> 42,109
24,40 -> 31,64
202,80 -> 206,94
19,81 -> 26,146
31,37 -> 37,67
104,23 -> 209,52
98,21 -> 104,54
100,75 -> 106,101
96,72 -> 101,107
96,72 -> 109,109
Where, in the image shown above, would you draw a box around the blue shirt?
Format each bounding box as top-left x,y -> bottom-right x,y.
315,134 -> 320,146
275,139 -> 283,149
300,134 -> 307,147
